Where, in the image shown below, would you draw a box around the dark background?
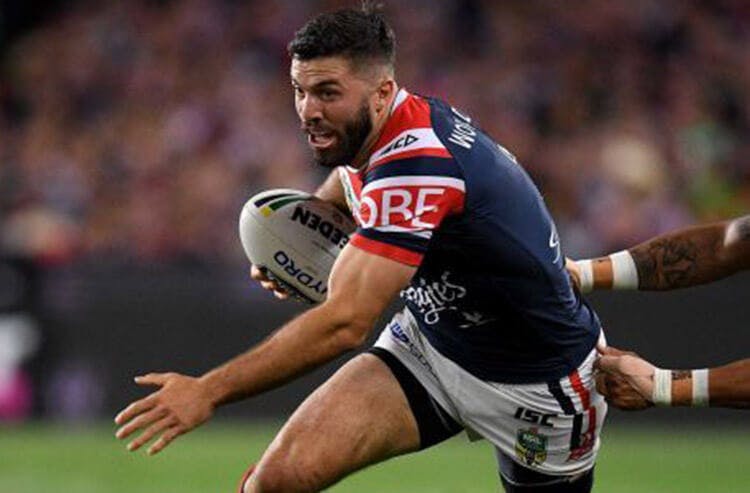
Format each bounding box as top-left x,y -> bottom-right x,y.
1,0 -> 748,426
26,261 -> 750,424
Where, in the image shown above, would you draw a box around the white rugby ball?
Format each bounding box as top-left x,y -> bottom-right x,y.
239,188 -> 356,303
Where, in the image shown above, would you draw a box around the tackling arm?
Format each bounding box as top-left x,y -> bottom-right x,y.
595,347 -> 750,409
571,215 -> 750,292
115,245 -> 415,454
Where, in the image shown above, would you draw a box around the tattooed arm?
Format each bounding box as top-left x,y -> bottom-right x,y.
568,215 -> 750,291
630,215 -> 750,290
595,346 -> 750,410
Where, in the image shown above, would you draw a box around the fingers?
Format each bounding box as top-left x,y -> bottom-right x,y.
126,415 -> 177,452
594,360 -> 654,411
597,345 -> 634,358
147,426 -> 185,455
595,372 -> 609,397
260,279 -> 280,291
593,355 -> 615,373
134,373 -> 171,387
115,394 -> 158,426
250,265 -> 267,281
250,266 -> 289,299
115,406 -> 168,440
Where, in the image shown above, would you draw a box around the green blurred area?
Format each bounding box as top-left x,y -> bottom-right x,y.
1,422 -> 748,493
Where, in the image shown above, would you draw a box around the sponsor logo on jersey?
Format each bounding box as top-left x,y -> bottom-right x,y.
448,107 -> 476,150
549,223 -> 561,264
389,321 -> 410,344
272,250 -> 327,296
379,133 -> 419,156
290,206 -> 350,249
357,176 -> 465,231
515,428 -> 548,467
369,127 -> 450,168
401,271 -> 467,325
388,320 -> 435,375
515,407 -> 556,428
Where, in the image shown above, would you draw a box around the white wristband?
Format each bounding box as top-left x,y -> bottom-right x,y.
610,250 -> 639,290
652,368 -> 672,406
577,260 -> 594,293
692,369 -> 709,407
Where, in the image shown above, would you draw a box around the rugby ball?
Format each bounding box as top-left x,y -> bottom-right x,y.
239,189 -> 356,304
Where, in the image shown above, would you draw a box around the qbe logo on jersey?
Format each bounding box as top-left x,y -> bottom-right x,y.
356,176 -> 465,232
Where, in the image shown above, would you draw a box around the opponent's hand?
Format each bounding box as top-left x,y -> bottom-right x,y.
594,346 -> 654,411
115,372 -> 215,455
565,257 -> 582,292
250,265 -> 289,300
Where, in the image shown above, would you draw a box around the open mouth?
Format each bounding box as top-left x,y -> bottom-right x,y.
307,130 -> 337,151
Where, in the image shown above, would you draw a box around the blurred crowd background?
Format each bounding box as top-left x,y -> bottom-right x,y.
2,0 -> 750,266
1,0 -> 749,422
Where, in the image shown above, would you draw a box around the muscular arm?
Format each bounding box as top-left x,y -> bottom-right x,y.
630,215 -> 750,290
595,347 -> 750,409
115,245 -> 415,453
202,245 -> 412,405
570,215 -> 750,292
703,358 -> 750,408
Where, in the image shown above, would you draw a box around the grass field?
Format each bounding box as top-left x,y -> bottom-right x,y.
1,421 -> 748,492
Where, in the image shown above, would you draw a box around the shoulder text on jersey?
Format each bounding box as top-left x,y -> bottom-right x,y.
448,107 -> 477,150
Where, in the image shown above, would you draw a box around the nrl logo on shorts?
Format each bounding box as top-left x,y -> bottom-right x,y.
515,428 -> 548,467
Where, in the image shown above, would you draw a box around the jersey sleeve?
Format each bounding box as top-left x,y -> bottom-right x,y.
350,156 -> 465,266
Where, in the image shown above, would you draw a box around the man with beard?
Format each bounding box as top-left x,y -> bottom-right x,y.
115,7 -> 605,493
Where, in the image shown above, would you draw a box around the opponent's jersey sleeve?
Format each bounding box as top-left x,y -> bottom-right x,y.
348,119 -> 466,266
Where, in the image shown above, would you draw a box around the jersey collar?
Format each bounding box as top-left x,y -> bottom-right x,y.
346,88 -> 410,175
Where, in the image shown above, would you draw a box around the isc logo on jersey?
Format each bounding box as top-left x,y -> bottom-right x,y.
356,177 -> 465,231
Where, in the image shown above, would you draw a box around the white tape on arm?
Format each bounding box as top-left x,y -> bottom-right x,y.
652,368 -> 672,406
610,250 -> 639,290
691,369 -> 709,407
577,260 -> 594,293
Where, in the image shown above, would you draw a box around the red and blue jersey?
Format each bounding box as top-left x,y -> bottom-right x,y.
340,89 -> 601,384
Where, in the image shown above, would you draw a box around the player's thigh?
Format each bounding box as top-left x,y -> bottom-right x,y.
250,353 -> 421,492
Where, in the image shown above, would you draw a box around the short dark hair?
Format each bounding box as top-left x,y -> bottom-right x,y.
288,6 -> 396,70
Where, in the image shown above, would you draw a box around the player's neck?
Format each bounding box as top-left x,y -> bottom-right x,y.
349,84 -> 400,172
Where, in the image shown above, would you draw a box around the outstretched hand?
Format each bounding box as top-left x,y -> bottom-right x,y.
115,372 -> 216,455
594,345 -> 655,411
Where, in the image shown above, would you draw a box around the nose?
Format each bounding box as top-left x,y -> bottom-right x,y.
297,94 -> 323,123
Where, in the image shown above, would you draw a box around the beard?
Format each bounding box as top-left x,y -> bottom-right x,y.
308,102 -> 372,169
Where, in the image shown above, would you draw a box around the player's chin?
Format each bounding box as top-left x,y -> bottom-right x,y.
311,146 -> 345,169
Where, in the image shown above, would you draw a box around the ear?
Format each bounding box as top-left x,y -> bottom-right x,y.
374,79 -> 396,114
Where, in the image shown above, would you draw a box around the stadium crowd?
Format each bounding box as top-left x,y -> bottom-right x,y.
1,0 -> 749,265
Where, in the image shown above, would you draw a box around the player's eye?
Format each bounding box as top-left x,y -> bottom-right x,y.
319,90 -> 339,102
